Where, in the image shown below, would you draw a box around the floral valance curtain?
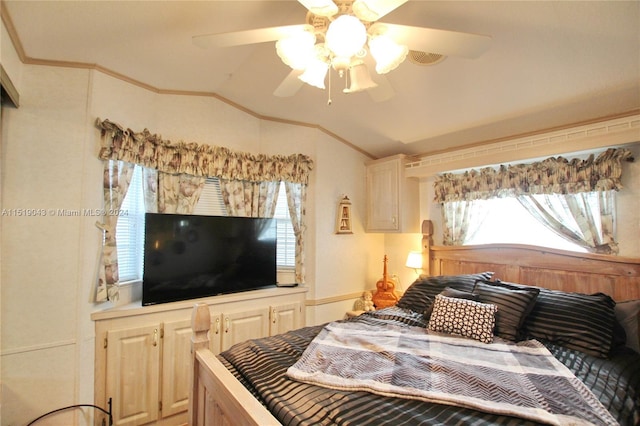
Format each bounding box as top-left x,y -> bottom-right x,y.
96,118 -> 313,185
94,118 -> 313,302
435,148 -> 633,254
434,148 -> 634,203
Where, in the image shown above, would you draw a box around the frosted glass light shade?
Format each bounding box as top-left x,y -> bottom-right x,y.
343,62 -> 378,93
276,28 -> 316,70
299,57 -> 329,89
369,34 -> 408,74
325,15 -> 367,58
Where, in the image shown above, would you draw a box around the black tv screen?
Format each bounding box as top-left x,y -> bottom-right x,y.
142,213 -> 277,306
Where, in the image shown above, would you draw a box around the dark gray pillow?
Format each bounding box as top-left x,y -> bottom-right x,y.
424,287 -> 480,319
615,299 -> 640,353
396,272 -> 493,314
524,287 -> 616,358
473,280 -> 540,341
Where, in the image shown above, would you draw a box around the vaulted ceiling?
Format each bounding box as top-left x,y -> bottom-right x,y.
3,1 -> 639,158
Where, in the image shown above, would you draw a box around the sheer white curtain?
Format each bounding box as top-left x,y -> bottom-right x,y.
518,191 -> 617,254
285,182 -> 308,283
441,200 -> 489,245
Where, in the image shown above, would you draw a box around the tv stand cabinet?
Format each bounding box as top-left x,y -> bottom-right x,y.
91,286 -> 307,426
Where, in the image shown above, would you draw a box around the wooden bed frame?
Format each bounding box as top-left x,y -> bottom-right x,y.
189,219 -> 640,426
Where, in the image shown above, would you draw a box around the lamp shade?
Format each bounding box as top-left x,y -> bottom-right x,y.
325,15 -> 367,58
405,251 -> 423,270
275,27 -> 316,70
369,34 -> 408,74
343,62 -> 378,93
299,56 -> 329,89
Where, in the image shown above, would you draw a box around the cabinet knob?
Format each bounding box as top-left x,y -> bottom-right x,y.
225,317 -> 230,333
153,329 -> 158,347
214,318 -> 220,335
272,308 -> 277,324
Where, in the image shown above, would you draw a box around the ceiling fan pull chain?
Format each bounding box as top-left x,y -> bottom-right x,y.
327,68 -> 333,106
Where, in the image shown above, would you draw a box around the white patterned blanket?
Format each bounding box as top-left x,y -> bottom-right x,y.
286,321 -> 618,426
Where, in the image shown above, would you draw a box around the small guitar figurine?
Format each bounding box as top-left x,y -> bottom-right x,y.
372,255 -> 399,309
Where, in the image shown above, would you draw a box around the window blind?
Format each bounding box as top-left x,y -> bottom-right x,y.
115,166 -> 145,282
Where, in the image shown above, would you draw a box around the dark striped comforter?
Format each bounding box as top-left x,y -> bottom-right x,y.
218,307 -> 640,426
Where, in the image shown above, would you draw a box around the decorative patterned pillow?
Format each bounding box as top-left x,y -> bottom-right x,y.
473,280 -> 540,341
396,272 -> 494,314
427,294 -> 497,343
424,287 -> 480,319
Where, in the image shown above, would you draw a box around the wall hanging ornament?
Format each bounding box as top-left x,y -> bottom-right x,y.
336,195 -> 353,234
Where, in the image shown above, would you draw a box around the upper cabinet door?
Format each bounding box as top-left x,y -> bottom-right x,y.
366,155 -> 419,233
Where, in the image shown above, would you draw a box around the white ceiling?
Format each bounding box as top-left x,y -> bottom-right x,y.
4,0 -> 640,158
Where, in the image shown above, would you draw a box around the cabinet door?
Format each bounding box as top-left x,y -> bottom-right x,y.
161,319 -> 192,418
220,308 -> 269,352
106,324 -> 160,426
270,302 -> 301,336
366,159 -> 400,231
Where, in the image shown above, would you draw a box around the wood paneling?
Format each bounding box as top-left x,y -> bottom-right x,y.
424,220 -> 640,301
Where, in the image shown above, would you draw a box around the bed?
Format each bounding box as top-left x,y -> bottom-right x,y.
190,220 -> 640,426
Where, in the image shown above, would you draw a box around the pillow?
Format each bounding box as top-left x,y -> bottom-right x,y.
615,299 -> 640,354
424,287 -> 480,319
440,287 -> 480,301
428,294 -> 497,343
523,288 -> 616,358
473,280 -> 540,341
396,272 -> 494,314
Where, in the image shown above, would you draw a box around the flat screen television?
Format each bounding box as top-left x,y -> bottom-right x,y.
142,213 -> 277,306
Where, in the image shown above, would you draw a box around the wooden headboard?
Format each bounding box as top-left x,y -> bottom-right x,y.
421,220 -> 640,301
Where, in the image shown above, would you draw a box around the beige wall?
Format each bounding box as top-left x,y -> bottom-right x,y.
0,62 -> 383,424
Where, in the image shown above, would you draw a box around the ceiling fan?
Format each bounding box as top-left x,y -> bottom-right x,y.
193,0 -> 491,101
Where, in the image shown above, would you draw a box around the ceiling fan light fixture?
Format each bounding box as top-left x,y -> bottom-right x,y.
299,56 -> 329,89
325,15 -> 367,58
369,34 -> 408,74
343,61 -> 378,93
275,27 -> 316,70
331,55 -> 352,75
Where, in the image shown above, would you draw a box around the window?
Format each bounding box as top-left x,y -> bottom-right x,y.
115,169 -> 295,283
193,177 -> 228,216
463,197 -> 587,252
115,166 -> 145,282
274,182 -> 296,268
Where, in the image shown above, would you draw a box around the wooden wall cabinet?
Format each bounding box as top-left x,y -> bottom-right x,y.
366,154 -> 419,233
93,287 -> 306,425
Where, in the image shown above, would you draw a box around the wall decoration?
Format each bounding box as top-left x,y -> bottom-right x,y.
336,195 -> 353,234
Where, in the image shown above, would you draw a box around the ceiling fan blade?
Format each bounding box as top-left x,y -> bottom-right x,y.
297,0 -> 339,17
370,23 -> 491,59
367,74 -> 395,102
274,70 -> 305,97
352,0 -> 408,21
193,25 -> 309,49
